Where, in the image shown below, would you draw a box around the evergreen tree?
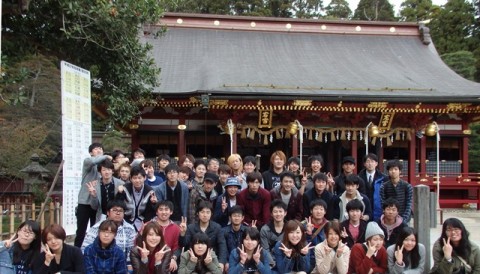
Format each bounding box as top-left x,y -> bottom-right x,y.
292,0 -> 324,18
325,0 -> 352,19
469,123 -> 480,172
353,0 -> 395,21
441,51 -> 477,80
399,0 -> 433,21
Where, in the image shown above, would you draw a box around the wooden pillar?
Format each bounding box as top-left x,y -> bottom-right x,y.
291,135 -> 298,157
375,140 -> 384,172
409,134 -> 416,185
232,126 -> 238,155
462,121 -> 469,174
352,140 -> 358,173
177,118 -> 186,157
130,130 -> 139,152
419,135 -> 427,175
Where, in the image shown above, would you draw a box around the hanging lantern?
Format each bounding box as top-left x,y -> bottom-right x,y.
287,122 -> 298,135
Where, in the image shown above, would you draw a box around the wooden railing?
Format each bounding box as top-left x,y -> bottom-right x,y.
0,202 -> 62,239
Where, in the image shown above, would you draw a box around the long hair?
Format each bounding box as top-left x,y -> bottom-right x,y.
439,218 -> 471,259
136,222 -> 166,251
281,220 -> 307,258
395,227 -> 420,269
324,221 -> 342,247
12,220 -> 41,268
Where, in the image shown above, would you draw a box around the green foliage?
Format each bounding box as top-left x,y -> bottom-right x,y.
353,0 -> 395,21
101,130 -> 131,153
441,51 -> 477,80
399,0 -> 433,21
469,123 -> 480,172
325,0 -> 352,19
292,0 -> 324,18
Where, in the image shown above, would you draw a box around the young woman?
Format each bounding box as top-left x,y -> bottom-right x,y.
0,220 -> 41,274
33,224 -> 85,273
130,222 -> 172,274
387,227 -> 425,274
228,227 -> 271,274
83,220 -> 128,274
314,221 -> 350,274
431,217 -> 480,274
272,220 -> 312,274
348,222 -> 387,274
178,232 -> 222,274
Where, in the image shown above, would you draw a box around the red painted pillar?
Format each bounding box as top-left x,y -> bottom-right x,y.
177,118 -> 186,157
462,122 -> 469,174
408,134 -> 416,185
419,135 -> 427,177
352,140 -> 358,173
292,135 -> 298,157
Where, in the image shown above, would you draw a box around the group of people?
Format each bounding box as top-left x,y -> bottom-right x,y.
0,143 -> 478,274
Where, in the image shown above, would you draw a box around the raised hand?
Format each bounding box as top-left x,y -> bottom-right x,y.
300,242 -> 314,256
279,243 -> 293,258
86,180 -> 97,197
324,245 -> 332,255
300,168 -> 308,186
204,248 -> 213,265
251,220 -> 257,228
366,241 -> 376,258
155,245 -> 171,264
44,244 -> 55,266
221,197 -> 228,212
237,244 -> 247,264
336,242 -> 345,257
150,192 -> 158,203
443,237 -> 453,259
4,233 -> 18,248
253,246 -> 262,264
327,172 -> 335,191
117,185 -> 124,193
188,248 -> 198,263
305,217 -> 314,235
340,227 -> 348,238
394,244 -> 404,265
138,241 -> 150,260
179,216 -> 187,236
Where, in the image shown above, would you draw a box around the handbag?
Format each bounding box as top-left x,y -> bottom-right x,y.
456,256 -> 472,274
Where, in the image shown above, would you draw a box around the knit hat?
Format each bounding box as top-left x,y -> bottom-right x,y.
365,222 -> 385,240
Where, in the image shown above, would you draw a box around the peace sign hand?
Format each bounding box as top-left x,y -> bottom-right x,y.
179,216 -> 187,236
44,244 -> 55,266
221,197 -> 228,212
150,192 -> 158,204
443,237 -> 453,259
188,248 -> 198,263
305,217 -> 314,235
238,245 -> 247,264
394,244 -> 404,264
300,168 -> 308,186
204,248 -> 213,264
340,227 -> 348,238
336,242 -> 346,257
155,245 -> 171,264
366,241 -> 376,258
87,180 -> 97,197
4,233 -> 18,248
279,243 -> 293,258
251,220 -> 257,228
253,246 -> 262,264
138,241 -> 150,259
301,242 -> 314,256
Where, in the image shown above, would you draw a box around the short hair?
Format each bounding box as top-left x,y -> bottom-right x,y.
287,157 -> 300,166
241,227 -> 261,243
363,153 -> 378,163
246,171 -> 263,184
42,224 -> 66,244
270,150 -> 286,165
196,200 -> 213,214
243,156 -> 256,166
346,199 -> 364,212
310,199 -> 327,211
308,155 -> 324,166
89,143 -> 103,153
229,205 -> 244,216
345,174 -> 360,186
155,200 -> 174,212
111,150 -> 125,161
270,199 -> 287,212
118,163 -> 131,171
226,154 -> 243,168
324,221 -> 342,237
165,163 -> 179,174
386,159 -> 403,171
313,172 -> 328,182
207,158 -> 220,165
97,159 -> 115,172
218,164 -> 232,175
157,154 -> 171,162
280,172 -> 295,182
178,154 -> 195,166
130,165 -> 146,177
141,159 -> 154,168
107,199 -> 127,211
178,165 -> 191,174
194,159 -> 206,169
133,148 -> 146,156
382,198 -> 400,210
99,220 -> 118,235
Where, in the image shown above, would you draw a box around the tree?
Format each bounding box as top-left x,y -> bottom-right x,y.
469,123 -> 480,172
399,0 -> 433,21
292,0 -> 324,18
353,0 -> 395,21
325,0 -> 352,19
441,51 -> 477,80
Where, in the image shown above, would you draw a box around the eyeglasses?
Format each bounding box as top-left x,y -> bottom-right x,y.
19,228 -> 35,236
446,228 -> 461,234
110,208 -> 124,214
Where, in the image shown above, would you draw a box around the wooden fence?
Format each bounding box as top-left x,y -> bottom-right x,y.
0,202 -> 62,239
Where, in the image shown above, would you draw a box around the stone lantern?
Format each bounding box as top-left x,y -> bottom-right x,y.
20,153 -> 50,192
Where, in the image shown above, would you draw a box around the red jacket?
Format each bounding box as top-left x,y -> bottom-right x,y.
270,186 -> 303,221
348,243 -> 387,274
237,187 -> 271,228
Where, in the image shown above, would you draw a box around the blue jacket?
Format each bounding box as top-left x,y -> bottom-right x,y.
221,225 -> 247,253
83,238 -> 127,274
272,241 -> 310,273
358,169 -> 387,222
0,242 -> 15,274
228,248 -> 271,274
154,180 -> 190,219
213,193 -> 239,227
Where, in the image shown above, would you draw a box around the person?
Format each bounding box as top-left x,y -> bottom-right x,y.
376,198 -> 407,247
180,201 -> 227,271
313,221 -> 350,274
75,142 -> 112,247
303,199 -> 329,271
141,159 -> 164,188
83,220 -> 128,274
178,232 -> 222,274
302,172 -> 333,219
215,164 -> 232,195
86,159 -> 125,222
33,224 -> 85,273
0,220 -> 41,274
430,217 -> 480,274
179,166 -> 194,191
154,164 -> 190,223
178,154 -> 195,171
348,222 -> 387,274
340,199 -> 367,249
155,154 -> 171,181
305,155 -> 334,193
116,165 -> 157,231
82,200 -> 136,264
130,222 -> 172,274
272,220 -> 312,274
387,227 -> 425,274
270,172 -> 303,221
380,159 -> 413,224
228,227 -> 272,274
188,172 -> 219,224
260,200 -> 287,261
221,205 -> 247,272
226,154 -> 243,177
262,150 -> 286,191
240,156 -> 261,190
214,177 -> 242,227
112,150 -> 129,173
237,171 -> 271,228
358,153 -> 387,222
131,148 -> 146,168
333,156 -> 366,195
117,163 -> 131,183
331,174 -> 371,222
192,159 -> 207,188
287,156 -> 304,192
207,158 -> 220,175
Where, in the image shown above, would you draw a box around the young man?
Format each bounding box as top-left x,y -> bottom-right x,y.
154,164 -> 190,223
188,172 -> 219,224
86,159 -> 125,223
303,199 -> 329,273
333,156 -> 366,195
376,198 -> 407,247
75,142 -> 112,247
380,159 -> 413,224
358,153 -> 387,222
260,200 -> 287,265
221,205 -> 247,272
302,172 -> 333,219
269,172 -> 303,221
155,154 -> 170,181
207,158 -> 220,175
214,177 -> 241,227
115,165 -> 157,231
262,150 -> 286,190
116,163 -> 131,183
81,200 -> 136,263
141,159 -> 164,188
130,148 -> 146,168
214,164 -> 232,195
340,199 -> 368,249
237,171 -> 271,228
331,174 -> 372,222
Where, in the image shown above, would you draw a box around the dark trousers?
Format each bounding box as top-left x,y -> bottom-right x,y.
74,204 -> 97,247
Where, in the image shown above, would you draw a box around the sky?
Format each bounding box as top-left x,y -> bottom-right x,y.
341,0 -> 448,16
